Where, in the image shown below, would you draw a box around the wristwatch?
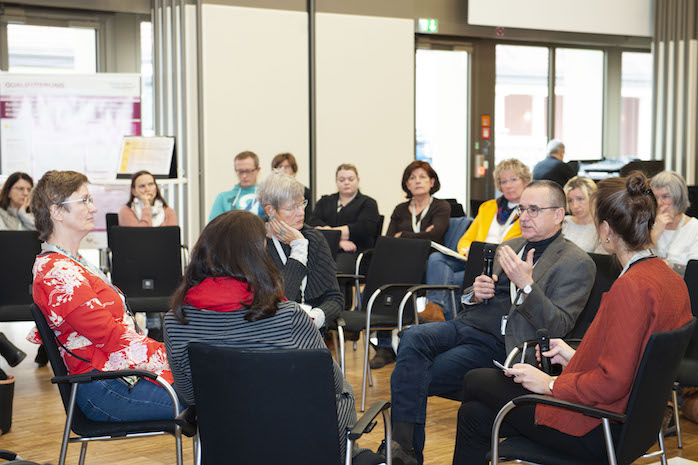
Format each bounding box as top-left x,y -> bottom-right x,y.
522,283 -> 533,295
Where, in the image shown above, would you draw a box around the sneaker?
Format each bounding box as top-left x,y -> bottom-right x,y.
420,302 -> 446,322
369,347 -> 396,369
377,440 -> 418,465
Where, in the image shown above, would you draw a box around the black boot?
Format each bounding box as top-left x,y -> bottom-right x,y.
0,333 -> 26,368
34,345 -> 48,367
382,421 -> 418,465
0,374 -> 15,435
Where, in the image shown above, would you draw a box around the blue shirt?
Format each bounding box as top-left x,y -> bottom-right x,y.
208,185 -> 265,222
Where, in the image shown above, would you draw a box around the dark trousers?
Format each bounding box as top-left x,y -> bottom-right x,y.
390,320 -> 505,463
453,368 -> 620,465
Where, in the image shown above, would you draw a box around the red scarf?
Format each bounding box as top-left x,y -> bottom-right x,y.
184,277 -> 254,312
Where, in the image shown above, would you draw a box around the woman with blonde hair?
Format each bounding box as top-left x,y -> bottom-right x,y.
562,176 -> 605,253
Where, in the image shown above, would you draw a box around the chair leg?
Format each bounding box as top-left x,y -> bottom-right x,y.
333,331 -> 341,368
658,428 -> 668,465
601,418 -> 618,465
362,330 -> 371,412
672,388 -> 683,448
337,327 -> 346,377
59,384 -> 80,465
194,431 -> 201,465
78,442 -> 88,465
175,425 -> 183,465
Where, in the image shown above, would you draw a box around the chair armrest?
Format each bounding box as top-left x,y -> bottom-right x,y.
510,394 -> 627,423
355,249 -> 375,275
52,369 -> 160,385
376,283 -> 423,293
175,405 -> 199,437
503,338 -> 584,368
348,400 -> 391,441
405,284 -> 460,293
336,273 -> 365,281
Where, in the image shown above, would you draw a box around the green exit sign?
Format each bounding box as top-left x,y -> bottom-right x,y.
417,18 -> 438,34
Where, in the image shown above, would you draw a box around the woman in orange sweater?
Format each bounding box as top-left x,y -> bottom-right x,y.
452,172 -> 692,465
424,159 -> 530,321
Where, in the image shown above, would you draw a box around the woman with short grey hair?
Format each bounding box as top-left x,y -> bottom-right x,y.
650,170 -> 698,273
257,172 -> 343,330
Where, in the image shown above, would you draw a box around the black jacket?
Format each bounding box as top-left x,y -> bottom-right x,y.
308,191 -> 379,251
532,156 -> 577,188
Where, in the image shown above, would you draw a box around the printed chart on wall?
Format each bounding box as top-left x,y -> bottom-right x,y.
0,73 -> 141,180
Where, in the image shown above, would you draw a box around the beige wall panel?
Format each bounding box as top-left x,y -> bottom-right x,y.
200,5 -> 309,220
315,13 -> 414,231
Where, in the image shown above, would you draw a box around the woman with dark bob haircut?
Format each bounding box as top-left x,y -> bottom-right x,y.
452,172 -> 692,465
372,161 -> 451,369
386,160 -> 450,243
163,210 -> 360,459
28,170 -> 177,422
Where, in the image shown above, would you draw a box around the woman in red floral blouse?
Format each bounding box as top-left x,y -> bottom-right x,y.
27,170 -> 176,422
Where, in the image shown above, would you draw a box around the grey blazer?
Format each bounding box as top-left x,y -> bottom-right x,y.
464,233 -> 596,356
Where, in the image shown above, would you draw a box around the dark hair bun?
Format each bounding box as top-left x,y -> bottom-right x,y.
625,171 -> 652,197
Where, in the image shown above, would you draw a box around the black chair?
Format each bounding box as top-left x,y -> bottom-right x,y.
29,304 -> 191,465
686,186 -> 698,219
317,228 -> 342,260
444,198 -> 465,217
108,226 -> 185,314
671,259 -> 698,448
105,213 -> 119,231
470,199 -> 485,217
188,343 -> 391,465
338,236 -> 432,411
489,318 -> 696,465
503,252 -> 621,367
0,231 -> 41,322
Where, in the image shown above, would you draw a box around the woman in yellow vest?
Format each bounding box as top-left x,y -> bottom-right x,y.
424,159 -> 531,321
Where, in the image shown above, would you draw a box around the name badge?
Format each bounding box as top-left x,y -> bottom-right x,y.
501,315 -> 508,336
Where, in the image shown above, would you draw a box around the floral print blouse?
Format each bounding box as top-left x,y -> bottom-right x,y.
27,252 -> 172,384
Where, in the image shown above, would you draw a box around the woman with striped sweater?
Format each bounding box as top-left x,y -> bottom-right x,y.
164,210 -> 358,458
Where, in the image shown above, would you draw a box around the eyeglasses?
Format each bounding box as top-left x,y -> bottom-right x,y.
235,168 -> 259,176
279,199 -> 308,212
61,196 -> 94,207
516,205 -> 561,218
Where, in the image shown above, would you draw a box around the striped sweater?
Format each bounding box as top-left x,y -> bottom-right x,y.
163,301 -> 357,457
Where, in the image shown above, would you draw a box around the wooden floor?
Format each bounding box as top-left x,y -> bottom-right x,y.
3,320 -> 698,464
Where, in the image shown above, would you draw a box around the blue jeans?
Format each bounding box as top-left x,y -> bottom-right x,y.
389,320 -> 505,464
77,374 -> 179,422
426,252 -> 466,320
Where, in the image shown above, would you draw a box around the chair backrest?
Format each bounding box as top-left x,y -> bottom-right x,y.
459,241 -> 499,293
108,226 -> 183,298
686,186 -> 698,219
29,304 -> 72,408
683,260 -> 698,357
370,214 -> 385,249
566,253 -> 622,339
470,199 -> 485,217
188,343 -> 341,465
444,217 -> 474,252
0,231 -> 41,321
317,228 -> 341,260
444,198 -> 465,217
362,236 -> 431,321
615,318 -> 696,464
105,213 -> 119,230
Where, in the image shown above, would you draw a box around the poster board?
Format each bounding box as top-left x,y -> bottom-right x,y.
0,73 -> 141,181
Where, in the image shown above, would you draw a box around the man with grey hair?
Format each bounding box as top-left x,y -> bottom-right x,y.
532,139 -> 577,188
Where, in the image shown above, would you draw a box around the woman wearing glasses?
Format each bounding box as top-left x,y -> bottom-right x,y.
27,170 -> 176,422
0,172 -> 36,231
117,170 -> 178,227
257,171 -> 343,331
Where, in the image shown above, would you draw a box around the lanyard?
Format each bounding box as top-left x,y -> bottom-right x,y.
271,236 -> 307,303
411,196 -> 433,233
619,249 -> 654,277
40,242 -> 142,334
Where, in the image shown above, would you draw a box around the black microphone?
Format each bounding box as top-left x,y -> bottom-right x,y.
483,244 -> 496,305
537,328 -> 551,374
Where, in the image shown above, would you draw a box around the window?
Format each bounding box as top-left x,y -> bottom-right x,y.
415,48 -> 470,205
7,24 -> 96,73
554,48 -> 604,160
621,52 -> 652,159
495,45 -> 549,169
140,21 -> 155,136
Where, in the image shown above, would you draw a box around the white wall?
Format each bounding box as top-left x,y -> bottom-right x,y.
315,13 -> 414,230
468,0 -> 652,37
200,5 -> 309,220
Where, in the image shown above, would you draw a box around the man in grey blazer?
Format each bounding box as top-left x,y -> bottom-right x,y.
386,180 -> 595,465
